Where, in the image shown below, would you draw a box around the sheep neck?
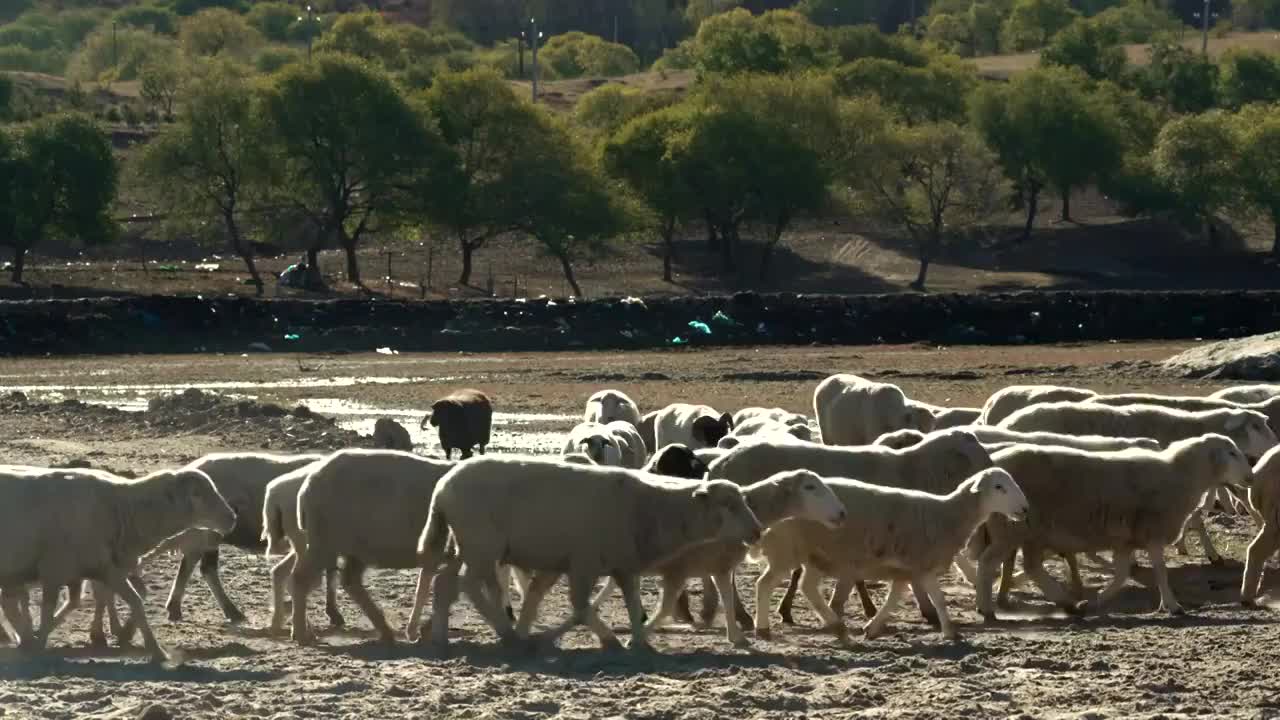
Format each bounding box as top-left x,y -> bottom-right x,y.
114,476 -> 195,563
639,487 -> 734,569
742,480 -> 791,527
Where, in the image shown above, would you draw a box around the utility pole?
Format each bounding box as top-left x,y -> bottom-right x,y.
1201,0 -> 1212,55
518,31 -> 525,77
112,21 -> 118,75
530,17 -> 541,103
305,4 -> 315,60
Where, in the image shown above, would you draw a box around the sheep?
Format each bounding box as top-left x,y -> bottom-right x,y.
930,407 -> 983,430
637,410 -> 659,454
422,389 -> 492,460
1085,393 -> 1280,435
979,384 -> 1098,425
0,466 -> 235,660
163,452 -> 324,624
752,468 -> 1027,641
261,460 -> 345,634
653,403 -> 735,451
588,468 -> 847,647
718,417 -> 813,448
561,452 -> 598,465
1242,445 -> 1280,606
694,447 -> 729,467
290,449 -> 454,645
876,426 -> 1163,453
708,428 -> 994,631
372,418 -> 414,451
605,420 -> 649,468
413,457 -> 763,653
733,407 -> 810,428
645,443 -> 711,479
813,373 -> 935,447
584,389 -> 642,428
1212,385 -> 1280,405
563,421 -> 624,466
973,436 -> 1253,619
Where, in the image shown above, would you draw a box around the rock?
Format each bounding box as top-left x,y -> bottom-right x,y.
1162,331 -> 1280,380
136,704 -> 174,720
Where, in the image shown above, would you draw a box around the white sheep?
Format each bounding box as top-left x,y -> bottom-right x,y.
637,410 -> 659,454
413,457 -> 763,653
979,384 -> 1097,425
587,468 -> 847,646
1212,385 -> 1280,405
974,436 -> 1253,619
930,407 -> 983,430
733,407 -> 810,427
261,460 -> 343,634
653,403 -> 735,450
813,373 -> 935,446
290,449 -> 454,645
718,417 -> 813,448
562,421 -> 624,466
751,468 -> 1027,641
876,426 -> 1163,453
584,389 -> 643,428
1085,392 -> 1280,435
1242,445 -> 1280,606
708,428 -> 993,631
164,452 -> 324,624
0,466 -> 235,660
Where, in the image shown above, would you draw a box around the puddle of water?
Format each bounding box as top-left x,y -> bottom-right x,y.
0,376 -> 464,394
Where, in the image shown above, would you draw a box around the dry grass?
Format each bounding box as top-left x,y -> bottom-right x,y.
974,30 -> 1280,78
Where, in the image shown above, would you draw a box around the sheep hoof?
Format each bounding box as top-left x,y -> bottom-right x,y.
755,627 -> 773,641
504,606 -> 516,622
627,639 -> 656,654
90,632 -> 107,648
1241,598 -> 1258,609
601,637 -> 626,653
225,610 -> 247,625
327,610 -> 346,628
1166,605 -> 1186,616
778,612 -> 795,626
922,613 -> 941,629
166,606 -> 183,622
1067,600 -> 1091,616
730,635 -> 751,649
942,630 -> 960,642
995,597 -> 1013,611
980,611 -> 999,624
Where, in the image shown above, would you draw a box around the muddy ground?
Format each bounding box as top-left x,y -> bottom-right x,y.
1,342 -> 1279,719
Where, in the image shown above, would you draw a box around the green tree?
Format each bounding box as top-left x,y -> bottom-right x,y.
603,106 -> 700,282
1040,17 -> 1127,81
1235,104 -> 1280,255
260,55 -> 452,287
1140,38 -> 1219,113
140,60 -> 184,117
3,113 -> 117,284
67,25 -> 178,82
312,11 -> 402,67
539,32 -> 641,78
178,7 -> 263,59
246,1 -> 299,43
1218,48 -> 1280,109
1151,111 -> 1240,247
1002,0 -> 1079,51
835,55 -> 978,123
685,0 -> 744,28
847,121 -> 1006,290
0,75 -> 12,120
135,64 -> 269,293
574,83 -> 674,140
1090,1 -> 1182,42
113,4 -> 178,34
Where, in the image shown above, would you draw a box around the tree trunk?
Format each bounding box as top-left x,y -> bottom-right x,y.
341,236 -> 361,285
459,237 -> 474,287
661,217 -> 676,283
911,256 -> 931,291
223,209 -> 262,296
1020,181 -> 1040,243
10,246 -> 26,284
911,230 -> 938,291
1207,216 -> 1220,249
719,222 -> 737,275
305,246 -> 323,290
1273,212 -> 1280,258
759,214 -> 788,283
557,254 -> 583,297
1059,187 -> 1071,223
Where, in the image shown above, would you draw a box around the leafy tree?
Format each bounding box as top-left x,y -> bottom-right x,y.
691,8 -> 833,76
574,83 -> 675,140
828,24 -> 928,66
925,12 -> 974,56
246,1 -> 299,43
140,60 -> 184,117
260,55 -> 452,287
847,121 -> 1006,290
1218,48 -> 1280,109
170,0 -> 247,17
3,113 -> 117,284
1001,0 -> 1079,51
113,4 -> 178,34
971,66 -> 1125,237
1151,111 -> 1240,247
1040,17 -> 1127,81
538,31 -> 641,78
0,75 -> 12,120
312,11 -> 402,67
135,64 -> 270,293
685,0 -> 744,28
1139,38 -> 1219,113
603,106 -> 700,282
68,25 -> 179,82
253,45 -> 303,73
1090,1 -> 1182,42
178,8 -> 263,59
835,55 -> 978,123
1235,104 -> 1280,255
1233,0 -> 1280,30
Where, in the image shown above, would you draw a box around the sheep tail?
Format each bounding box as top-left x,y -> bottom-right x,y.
417,504 -> 455,570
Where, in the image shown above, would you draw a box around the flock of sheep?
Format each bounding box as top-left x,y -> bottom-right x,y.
3,376 -> 1280,663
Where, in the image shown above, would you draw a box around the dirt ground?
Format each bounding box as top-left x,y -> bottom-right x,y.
2,341 -> 1280,719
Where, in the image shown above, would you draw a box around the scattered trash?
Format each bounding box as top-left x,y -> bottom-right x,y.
284,333 -> 300,341
711,310 -> 738,326
194,263 -> 220,271
687,321 -> 712,335
375,347 -> 399,355
622,296 -> 646,307
155,264 -> 180,272
547,300 -> 557,307
247,342 -> 272,352
278,261 -> 308,289
670,337 -> 687,345
620,330 -> 635,338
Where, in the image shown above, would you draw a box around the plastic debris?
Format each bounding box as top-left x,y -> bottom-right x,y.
375,347 -> 399,355
284,334 -> 300,341
247,342 -> 272,352
621,296 -> 646,306
711,310 -> 737,326
687,321 -> 712,335
670,337 -> 687,345
195,263 -> 220,271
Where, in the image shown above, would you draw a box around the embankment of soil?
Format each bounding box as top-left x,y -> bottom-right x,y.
2,290 -> 1278,356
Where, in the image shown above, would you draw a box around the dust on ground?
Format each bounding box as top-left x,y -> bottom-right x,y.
1,342 -> 1279,719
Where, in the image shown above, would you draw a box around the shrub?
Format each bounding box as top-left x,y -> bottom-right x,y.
246,1 -> 298,42
0,45 -> 68,74
253,44 -> 303,73
67,25 -> 180,82
539,31 -> 641,78
179,8 -> 263,59
113,4 -> 178,35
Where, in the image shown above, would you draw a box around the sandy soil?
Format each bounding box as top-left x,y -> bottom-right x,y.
2,342 -> 1280,719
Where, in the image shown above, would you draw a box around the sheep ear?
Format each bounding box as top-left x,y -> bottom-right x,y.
720,412 -> 734,430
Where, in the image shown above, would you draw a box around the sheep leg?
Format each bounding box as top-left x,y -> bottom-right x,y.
165,553 -> 197,622
995,550 -> 1019,610
426,562 -> 460,650
1,587 -> 32,646
27,581 -> 63,651
673,589 -> 695,626
1186,511 -> 1224,565
799,566 -> 845,639
1021,547 -> 1079,614
269,553 -> 295,634
827,577 -> 854,617
915,576 -> 956,641
951,556 -> 979,585
711,570 -> 749,647
1147,544 -> 1184,615
975,545 -> 1005,620
1242,527 -> 1279,606
289,554 -> 323,646
1082,548 -> 1133,614
753,563 -> 792,639
854,581 -> 878,619
862,579 -> 908,640
645,574 -> 688,632
405,566 -> 435,643
459,563 -> 520,646
339,558 -> 395,644
1064,554 -> 1086,601
324,567 -> 345,627
105,570 -> 167,663
696,575 -> 719,628
776,567 -> 803,625
198,550 -> 245,624
498,564 -> 523,621
614,574 -> 653,652
514,572 -> 560,638
46,580 -> 84,639
114,575 -> 148,648
90,581 -> 110,647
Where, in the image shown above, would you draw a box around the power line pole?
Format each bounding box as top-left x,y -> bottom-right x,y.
1201,0 -> 1212,55
530,17 -> 540,103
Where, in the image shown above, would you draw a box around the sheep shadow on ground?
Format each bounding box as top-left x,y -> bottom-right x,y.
0,643 -> 281,682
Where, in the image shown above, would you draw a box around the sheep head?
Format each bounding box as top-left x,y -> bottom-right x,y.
692,413 -> 734,448
970,467 -> 1028,522
770,469 -> 846,529
694,480 -> 762,545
